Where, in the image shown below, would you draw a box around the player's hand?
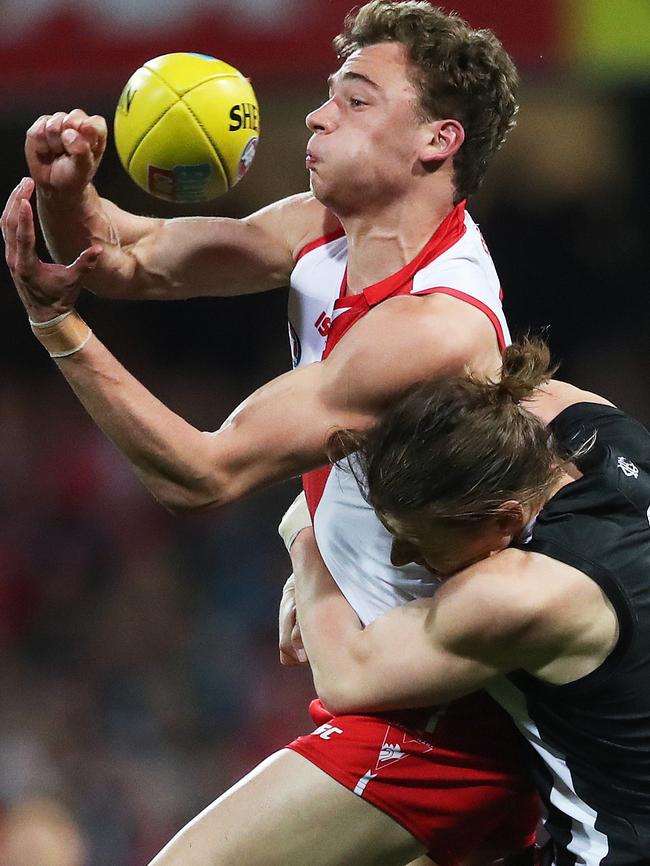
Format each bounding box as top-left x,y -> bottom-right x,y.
2,177 -> 102,322
279,574 -> 308,666
25,109 -> 107,197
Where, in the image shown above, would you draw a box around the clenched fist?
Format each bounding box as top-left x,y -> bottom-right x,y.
25,110 -> 107,197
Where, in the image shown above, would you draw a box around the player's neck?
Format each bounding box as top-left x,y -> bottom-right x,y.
340,190 -> 457,296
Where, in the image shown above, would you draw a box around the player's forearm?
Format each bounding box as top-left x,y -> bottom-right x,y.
36,187 -> 152,298
291,532 -> 369,712
38,185 -> 113,263
55,334 -> 235,512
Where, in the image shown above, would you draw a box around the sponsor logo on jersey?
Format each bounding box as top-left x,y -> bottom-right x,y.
314,311 -> 331,336
311,722 -> 344,740
617,456 -> 639,479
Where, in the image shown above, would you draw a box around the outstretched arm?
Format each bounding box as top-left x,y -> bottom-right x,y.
3,186 -> 485,513
13,110 -> 331,300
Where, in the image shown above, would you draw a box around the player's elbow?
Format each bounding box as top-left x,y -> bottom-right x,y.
159,483 -> 236,515
148,469 -> 238,515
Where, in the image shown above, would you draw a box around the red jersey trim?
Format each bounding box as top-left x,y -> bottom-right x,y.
414,286 -> 506,352
295,226 -> 346,262
303,465 -> 332,517
333,201 -> 467,311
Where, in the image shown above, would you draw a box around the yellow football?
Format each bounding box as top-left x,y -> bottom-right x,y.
114,53 -> 260,203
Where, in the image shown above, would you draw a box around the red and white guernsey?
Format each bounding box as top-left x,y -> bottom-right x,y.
289,201 -> 511,625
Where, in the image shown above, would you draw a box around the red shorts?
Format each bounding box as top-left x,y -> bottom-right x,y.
287,692 -> 538,866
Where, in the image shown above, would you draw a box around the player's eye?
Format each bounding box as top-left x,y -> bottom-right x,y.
349,98 -> 366,108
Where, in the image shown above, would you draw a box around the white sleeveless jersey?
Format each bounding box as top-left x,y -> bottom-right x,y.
289,202 -> 511,625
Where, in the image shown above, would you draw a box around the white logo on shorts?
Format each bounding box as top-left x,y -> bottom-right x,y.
379,743 -> 405,763
353,770 -> 377,796
617,456 -> 639,479
311,722 -> 343,740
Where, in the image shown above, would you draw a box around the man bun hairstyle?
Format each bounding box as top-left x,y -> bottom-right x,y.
332,338 -> 561,524
334,1 -> 519,202
496,338 -> 556,403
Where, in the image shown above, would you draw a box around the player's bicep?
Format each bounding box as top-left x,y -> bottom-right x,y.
325,598 -> 505,714
124,192 -> 328,300
129,214 -> 292,299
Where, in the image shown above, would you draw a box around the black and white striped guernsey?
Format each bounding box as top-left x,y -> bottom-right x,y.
489,402 -> 650,866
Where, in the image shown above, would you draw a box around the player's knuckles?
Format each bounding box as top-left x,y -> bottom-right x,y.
63,109 -> 89,129
44,113 -> 67,145
88,115 -> 108,136
26,115 -> 51,137
45,111 -> 66,132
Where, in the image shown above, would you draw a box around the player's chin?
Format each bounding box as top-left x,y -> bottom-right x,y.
309,175 -> 351,211
309,175 -> 331,207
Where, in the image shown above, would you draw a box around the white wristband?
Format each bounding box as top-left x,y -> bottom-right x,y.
278,491 -> 312,552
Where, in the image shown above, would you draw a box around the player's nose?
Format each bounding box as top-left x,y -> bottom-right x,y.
305,99 -> 337,133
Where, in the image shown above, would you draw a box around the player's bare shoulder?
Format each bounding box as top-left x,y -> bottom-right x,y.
344,293 -> 499,385
244,192 -> 339,265
523,379 -> 615,427
321,294 -> 496,418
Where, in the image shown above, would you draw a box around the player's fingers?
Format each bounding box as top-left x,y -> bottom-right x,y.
62,108 -> 90,133
291,622 -> 307,664
279,610 -> 300,664
279,583 -> 299,664
1,177 -> 32,246
44,112 -> 68,156
26,114 -> 50,138
25,115 -> 52,157
67,244 -> 103,279
280,648 -> 300,666
60,127 -> 92,158
14,198 -> 38,277
81,115 -> 108,155
1,178 -> 28,240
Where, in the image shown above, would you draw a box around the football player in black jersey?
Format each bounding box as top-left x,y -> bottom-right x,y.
293,337 -> 650,866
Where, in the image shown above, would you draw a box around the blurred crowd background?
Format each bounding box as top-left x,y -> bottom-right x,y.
0,1 -> 648,864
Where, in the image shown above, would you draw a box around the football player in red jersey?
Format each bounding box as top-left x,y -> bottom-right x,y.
2,4 -> 537,865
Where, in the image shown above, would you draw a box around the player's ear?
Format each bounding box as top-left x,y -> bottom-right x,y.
494,500 -> 526,536
419,118 -> 465,165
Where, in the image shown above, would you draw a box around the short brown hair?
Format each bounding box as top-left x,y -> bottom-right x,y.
333,339 -> 562,525
334,1 -> 519,202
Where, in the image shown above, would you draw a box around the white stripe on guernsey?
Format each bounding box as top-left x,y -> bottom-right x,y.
487,678 -> 609,866
354,770 -> 377,796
